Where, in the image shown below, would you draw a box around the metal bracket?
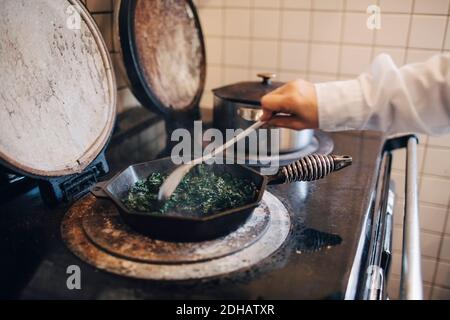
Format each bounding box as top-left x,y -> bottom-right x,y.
38,152 -> 109,206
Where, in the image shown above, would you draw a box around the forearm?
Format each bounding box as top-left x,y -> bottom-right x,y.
315,53 -> 450,135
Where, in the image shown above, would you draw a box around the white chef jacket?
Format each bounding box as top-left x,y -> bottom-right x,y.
315,53 -> 450,135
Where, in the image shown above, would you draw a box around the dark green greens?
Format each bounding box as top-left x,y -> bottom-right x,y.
123,165 -> 257,216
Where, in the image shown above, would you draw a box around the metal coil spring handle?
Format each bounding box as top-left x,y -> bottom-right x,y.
270,154 -> 353,184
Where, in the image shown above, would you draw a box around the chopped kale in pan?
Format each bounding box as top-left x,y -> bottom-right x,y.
123,165 -> 257,216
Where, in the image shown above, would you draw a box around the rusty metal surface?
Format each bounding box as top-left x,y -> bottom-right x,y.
61,191 -> 291,280
81,198 -> 271,263
133,0 -> 205,112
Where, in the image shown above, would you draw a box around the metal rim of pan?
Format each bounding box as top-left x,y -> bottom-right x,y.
91,158 -> 268,241
95,158 -> 267,222
117,0 -> 207,117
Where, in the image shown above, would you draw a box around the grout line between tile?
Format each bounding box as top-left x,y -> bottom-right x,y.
207,35 -> 448,52
336,0 -> 347,80
275,1 -> 284,80
304,3 -> 314,80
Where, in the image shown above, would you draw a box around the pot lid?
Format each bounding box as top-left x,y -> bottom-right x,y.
116,0 -> 206,116
0,0 -> 116,178
213,73 -> 284,106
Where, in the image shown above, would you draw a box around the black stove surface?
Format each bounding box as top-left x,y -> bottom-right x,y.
0,120 -> 384,300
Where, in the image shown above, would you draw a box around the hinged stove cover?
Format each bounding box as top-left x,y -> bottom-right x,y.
0,0 -> 116,178
116,0 -> 206,116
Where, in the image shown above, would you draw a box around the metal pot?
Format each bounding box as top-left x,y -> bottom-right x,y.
212,73 -> 314,154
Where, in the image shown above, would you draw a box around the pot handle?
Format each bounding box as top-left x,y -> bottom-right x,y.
257,72 -> 276,85
237,106 -> 263,122
237,107 -> 289,122
267,154 -> 352,184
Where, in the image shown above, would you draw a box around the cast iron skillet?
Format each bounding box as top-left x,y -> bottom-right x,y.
92,155 -> 352,242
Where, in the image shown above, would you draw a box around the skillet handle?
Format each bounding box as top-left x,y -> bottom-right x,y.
267,154 -> 352,184
90,181 -> 109,198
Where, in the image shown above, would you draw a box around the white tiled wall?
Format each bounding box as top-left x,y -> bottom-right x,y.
80,0 -> 141,114
84,0 -> 450,299
80,0 -> 165,155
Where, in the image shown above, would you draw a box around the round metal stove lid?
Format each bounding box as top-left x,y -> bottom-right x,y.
62,192 -> 291,280
0,0 -> 116,178
80,199 -> 271,264
117,0 -> 206,115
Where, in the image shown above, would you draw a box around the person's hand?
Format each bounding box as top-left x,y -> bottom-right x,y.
260,79 -> 319,130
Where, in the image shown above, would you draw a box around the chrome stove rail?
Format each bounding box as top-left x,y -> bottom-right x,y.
346,134 -> 422,300
401,136 -> 422,300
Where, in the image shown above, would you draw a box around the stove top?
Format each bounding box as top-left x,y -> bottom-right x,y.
0,118 -> 385,299
62,192 -> 290,280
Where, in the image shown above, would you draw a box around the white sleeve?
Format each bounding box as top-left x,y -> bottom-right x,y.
315,53 -> 450,135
